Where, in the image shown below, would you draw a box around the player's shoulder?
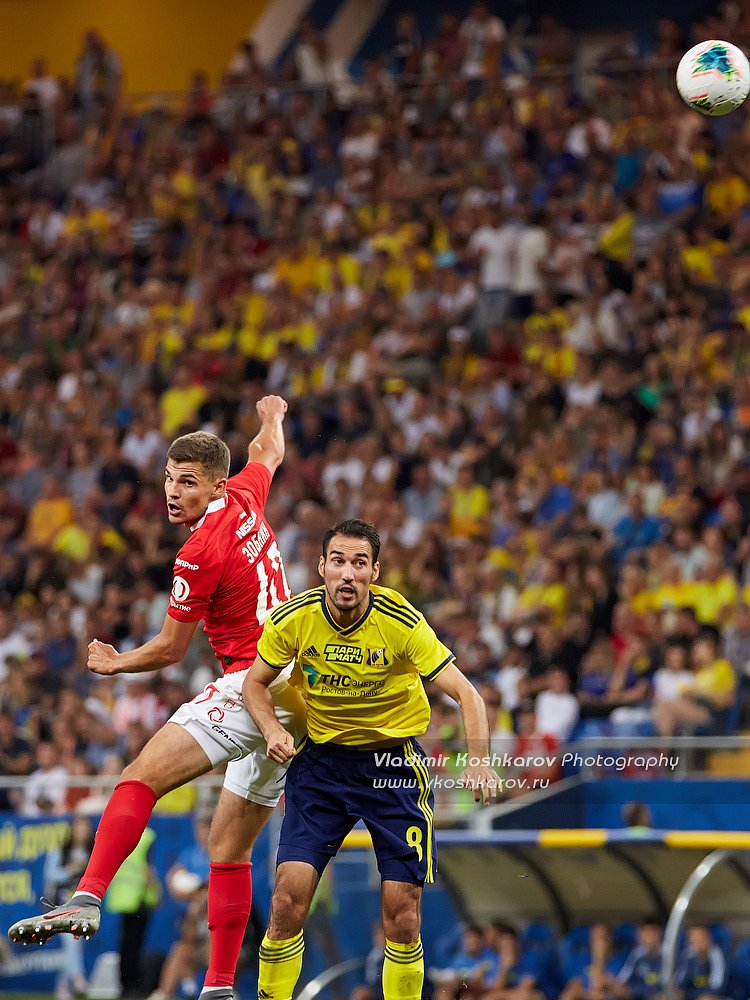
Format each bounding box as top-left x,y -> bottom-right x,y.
267,587 -> 324,626
227,461 -> 272,501
370,585 -> 424,630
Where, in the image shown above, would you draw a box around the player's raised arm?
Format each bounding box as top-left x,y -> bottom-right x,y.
430,661 -> 499,804
243,655 -> 296,763
248,395 -> 288,474
87,615 -> 198,676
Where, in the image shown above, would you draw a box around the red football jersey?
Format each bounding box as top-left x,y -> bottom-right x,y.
167,462 -> 291,672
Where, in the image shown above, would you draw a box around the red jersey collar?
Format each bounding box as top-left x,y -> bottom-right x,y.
189,495 -> 227,532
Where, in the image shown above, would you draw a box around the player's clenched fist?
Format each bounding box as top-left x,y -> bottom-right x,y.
265,726 -> 296,763
256,395 -> 288,421
87,639 -> 121,675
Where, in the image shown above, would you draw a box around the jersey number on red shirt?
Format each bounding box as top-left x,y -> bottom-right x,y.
255,541 -> 290,623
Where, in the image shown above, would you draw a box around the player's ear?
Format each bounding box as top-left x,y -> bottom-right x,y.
318,555 -> 325,579
371,560 -> 380,582
212,476 -> 227,499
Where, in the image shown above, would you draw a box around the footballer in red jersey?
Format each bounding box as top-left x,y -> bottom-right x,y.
8,396 -> 305,1000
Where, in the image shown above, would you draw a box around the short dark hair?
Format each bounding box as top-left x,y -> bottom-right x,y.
322,519 -> 381,563
492,921 -> 518,938
622,801 -> 652,827
167,431 -> 230,480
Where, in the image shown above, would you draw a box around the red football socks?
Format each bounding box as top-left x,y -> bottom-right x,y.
204,862 -> 253,988
77,780 -> 158,899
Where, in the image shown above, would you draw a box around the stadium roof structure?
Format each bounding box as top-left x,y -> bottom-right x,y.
341,827 -> 750,929
428,829 -> 750,931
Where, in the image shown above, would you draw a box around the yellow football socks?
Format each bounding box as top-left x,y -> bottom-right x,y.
257,930 -> 305,1000
382,938 -> 424,1000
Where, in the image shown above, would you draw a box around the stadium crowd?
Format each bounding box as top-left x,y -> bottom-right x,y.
2,4 -> 750,813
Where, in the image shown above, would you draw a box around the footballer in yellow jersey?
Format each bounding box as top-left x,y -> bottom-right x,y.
256,583 -> 455,745
244,520 -> 498,1000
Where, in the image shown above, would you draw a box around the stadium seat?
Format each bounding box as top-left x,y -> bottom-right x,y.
710,923 -> 733,956
559,926 -> 591,982
434,924 -> 465,964
729,938 -> 750,1000
614,923 -> 637,954
522,922 -> 556,952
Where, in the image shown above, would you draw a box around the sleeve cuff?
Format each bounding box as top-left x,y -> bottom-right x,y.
167,606 -> 202,623
257,649 -> 289,670
423,653 -> 455,682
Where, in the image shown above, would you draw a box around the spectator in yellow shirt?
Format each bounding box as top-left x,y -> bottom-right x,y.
159,366 -> 207,436
679,225 -> 728,284
450,464 -> 490,537
25,477 -> 74,548
275,244 -> 322,295
514,559 -> 569,626
705,155 -> 749,219
654,633 -> 736,736
689,558 -> 738,625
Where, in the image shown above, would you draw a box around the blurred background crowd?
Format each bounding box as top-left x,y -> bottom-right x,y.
2,1 -> 750,814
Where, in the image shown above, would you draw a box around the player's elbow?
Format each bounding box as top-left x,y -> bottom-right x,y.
159,635 -> 189,666
250,442 -> 284,474
266,443 -> 285,472
448,674 -> 484,709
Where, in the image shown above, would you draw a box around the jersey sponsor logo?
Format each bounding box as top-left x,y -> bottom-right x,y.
241,520 -> 270,564
367,647 -> 390,666
301,663 -> 387,695
302,645 -> 320,658
210,725 -> 243,753
175,558 -> 199,571
324,643 -> 363,664
170,600 -> 192,612
172,576 -> 191,602
302,663 -> 321,687
235,510 -> 258,539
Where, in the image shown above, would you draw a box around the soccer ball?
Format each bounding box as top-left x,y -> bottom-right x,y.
676,39 -> 750,116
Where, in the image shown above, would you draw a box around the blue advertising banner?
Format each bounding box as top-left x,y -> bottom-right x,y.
0,812 -> 451,994
0,813 -> 273,995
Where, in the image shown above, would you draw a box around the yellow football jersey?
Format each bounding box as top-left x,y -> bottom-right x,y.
257,585 -> 455,745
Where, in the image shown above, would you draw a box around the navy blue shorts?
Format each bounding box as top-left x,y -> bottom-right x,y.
276,737 -> 436,884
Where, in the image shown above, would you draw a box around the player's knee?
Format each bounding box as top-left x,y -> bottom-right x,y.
120,758 -> 145,784
268,883 -> 308,936
382,900 -> 420,942
207,823 -> 252,864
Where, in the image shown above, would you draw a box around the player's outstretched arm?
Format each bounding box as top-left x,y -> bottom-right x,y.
431,662 -> 499,805
247,395 -> 288,474
87,615 -> 198,676
243,656 -> 296,763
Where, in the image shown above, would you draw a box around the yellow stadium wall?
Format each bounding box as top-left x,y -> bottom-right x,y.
0,0 -> 271,94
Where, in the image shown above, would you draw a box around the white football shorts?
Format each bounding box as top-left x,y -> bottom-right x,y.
169,666 -> 306,807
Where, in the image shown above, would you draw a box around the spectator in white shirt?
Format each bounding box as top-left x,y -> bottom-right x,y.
512,209 -> 550,318
493,645 -> 527,714
21,742 -> 69,817
459,2 -> 507,79
0,608 -> 31,682
535,668 -> 580,742
340,114 -> 380,162
28,198 -> 64,253
469,203 -> 516,330
121,416 -> 167,475
652,642 -> 694,705
565,355 -> 603,409
23,58 -> 60,109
